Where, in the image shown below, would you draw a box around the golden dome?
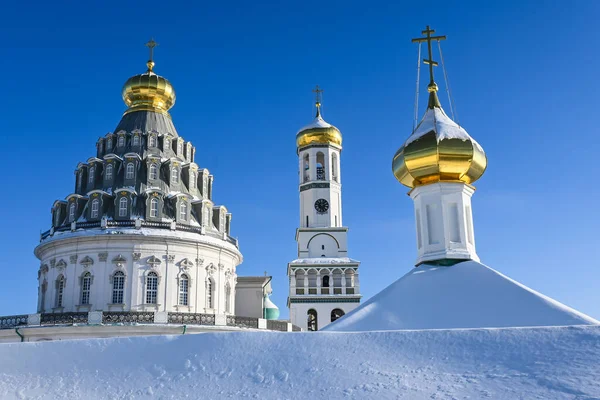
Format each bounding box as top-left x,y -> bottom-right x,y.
296,106 -> 342,149
392,88 -> 487,188
122,60 -> 176,116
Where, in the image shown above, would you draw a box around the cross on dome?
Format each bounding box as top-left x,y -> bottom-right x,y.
411,25 -> 446,88
145,38 -> 159,72
312,85 -> 324,117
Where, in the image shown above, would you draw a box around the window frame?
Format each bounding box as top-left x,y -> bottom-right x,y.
81,272 -> 92,305
150,197 -> 159,218
91,198 -> 100,219
112,271 -> 125,304
125,163 -> 135,180
56,276 -> 65,308
179,274 -> 189,306
145,272 -> 158,304
118,197 -> 128,217
105,163 -> 113,181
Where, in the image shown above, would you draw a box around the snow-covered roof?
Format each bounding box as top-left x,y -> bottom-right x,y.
296,115 -> 334,134
1,325 -> 599,398
289,257 -> 360,265
405,106 -> 482,151
325,261 -> 599,332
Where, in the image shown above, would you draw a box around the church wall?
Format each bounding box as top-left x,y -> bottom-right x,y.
36,232 -> 240,315
290,301 -> 359,331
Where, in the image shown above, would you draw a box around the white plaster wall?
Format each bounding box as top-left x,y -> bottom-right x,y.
410,182 -> 478,265
35,231 -> 241,315
235,287 -> 264,319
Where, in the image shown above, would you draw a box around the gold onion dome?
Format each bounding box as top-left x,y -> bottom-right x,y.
122,41 -> 176,116
296,104 -> 342,149
392,85 -> 487,189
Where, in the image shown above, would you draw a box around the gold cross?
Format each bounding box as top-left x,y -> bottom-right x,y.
312,85 -> 324,107
145,38 -> 158,62
411,26 -> 446,85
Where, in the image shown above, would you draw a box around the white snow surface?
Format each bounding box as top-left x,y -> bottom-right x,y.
325,261 -> 599,332
405,106 -> 483,151
297,115 -> 334,134
1,326 -> 599,399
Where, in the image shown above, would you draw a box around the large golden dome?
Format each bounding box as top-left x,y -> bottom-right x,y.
392,88 -> 487,188
122,60 -> 176,115
296,106 -> 342,149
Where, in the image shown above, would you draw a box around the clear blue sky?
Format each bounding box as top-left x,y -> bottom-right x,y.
1,1 -> 598,320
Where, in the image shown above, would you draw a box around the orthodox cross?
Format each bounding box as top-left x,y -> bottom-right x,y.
145,38 -> 158,61
145,38 -> 158,71
411,26 -> 446,85
312,85 -> 323,108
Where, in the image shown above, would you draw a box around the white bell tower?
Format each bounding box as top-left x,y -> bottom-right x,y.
287,87 -> 361,331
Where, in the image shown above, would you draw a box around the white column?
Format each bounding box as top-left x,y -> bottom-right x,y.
410,182 -> 479,266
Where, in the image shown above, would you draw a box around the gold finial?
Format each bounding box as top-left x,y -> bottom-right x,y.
312,85 -> 324,117
145,38 -> 158,72
412,26 -> 446,108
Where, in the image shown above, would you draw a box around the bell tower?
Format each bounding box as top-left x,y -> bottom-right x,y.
287,87 -> 361,331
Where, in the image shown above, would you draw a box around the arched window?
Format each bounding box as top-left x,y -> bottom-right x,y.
303,153 -> 310,183
149,135 -> 157,147
146,272 -> 158,304
164,137 -> 171,152
133,135 -> 140,146
107,137 -> 113,150
105,164 -> 113,180
316,152 -> 325,180
180,201 -> 188,221
88,166 -> 95,184
190,171 -> 196,189
81,272 -> 92,305
112,271 -> 125,304
69,203 -> 76,222
118,197 -> 128,217
118,135 -> 125,147
331,308 -> 345,322
149,163 -> 158,180
225,283 -> 231,313
179,274 -> 189,306
125,163 -> 135,180
91,199 -> 100,218
150,198 -> 159,218
206,278 -> 214,309
56,275 -> 65,307
171,168 -> 179,183
332,153 -> 338,182
307,309 -> 318,331
322,275 -> 330,288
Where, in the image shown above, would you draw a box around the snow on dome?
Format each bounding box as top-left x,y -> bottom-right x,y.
405,106 -> 478,146
296,115 -> 333,134
324,261 -> 599,332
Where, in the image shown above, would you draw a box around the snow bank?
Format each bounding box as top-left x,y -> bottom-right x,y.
325,261 -> 598,332
0,326 -> 599,399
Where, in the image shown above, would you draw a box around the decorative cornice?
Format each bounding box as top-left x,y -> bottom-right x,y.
132,252 -> 141,261
98,252 -> 108,262
300,182 -> 330,192
69,255 -> 78,264
206,263 -> 217,275
112,254 -> 127,268
147,255 -> 162,267
288,297 -> 361,304
80,256 -> 94,267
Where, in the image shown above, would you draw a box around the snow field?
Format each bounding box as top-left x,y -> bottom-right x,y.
0,325 -> 599,399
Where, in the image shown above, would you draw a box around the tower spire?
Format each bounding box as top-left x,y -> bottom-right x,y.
312,85 -> 324,118
412,26 -> 446,109
145,38 -> 158,72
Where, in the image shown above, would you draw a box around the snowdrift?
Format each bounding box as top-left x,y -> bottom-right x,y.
1,326 -> 599,399
325,261 -> 598,332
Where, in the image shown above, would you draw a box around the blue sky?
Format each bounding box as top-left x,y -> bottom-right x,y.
0,1 -> 598,319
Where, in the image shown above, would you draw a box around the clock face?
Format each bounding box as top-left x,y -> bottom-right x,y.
314,199 -> 329,214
